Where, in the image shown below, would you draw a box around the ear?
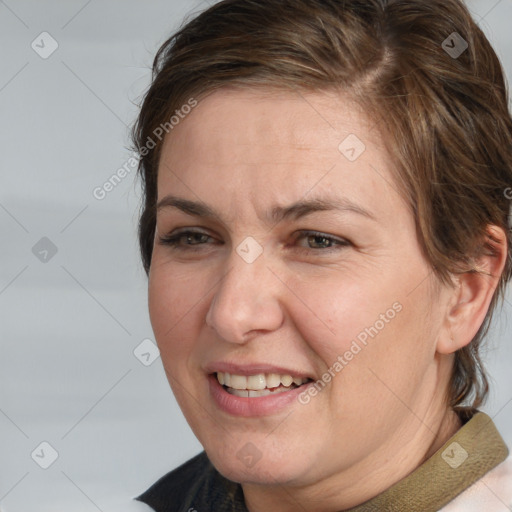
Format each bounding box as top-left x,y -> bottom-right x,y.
437,225 -> 508,355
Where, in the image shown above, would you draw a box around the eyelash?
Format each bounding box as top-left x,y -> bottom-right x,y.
158,229 -> 350,254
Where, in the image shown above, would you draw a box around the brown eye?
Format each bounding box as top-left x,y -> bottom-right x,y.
293,231 -> 350,253
159,230 -> 214,249
305,234 -> 336,249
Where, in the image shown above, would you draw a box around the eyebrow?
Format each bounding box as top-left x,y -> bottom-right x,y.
156,195 -> 376,223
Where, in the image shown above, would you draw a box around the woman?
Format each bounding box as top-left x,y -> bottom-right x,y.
132,0 -> 512,510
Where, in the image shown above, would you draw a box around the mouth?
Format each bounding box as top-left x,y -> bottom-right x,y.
215,371 -> 314,398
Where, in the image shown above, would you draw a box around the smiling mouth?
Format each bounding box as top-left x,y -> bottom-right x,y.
215,371 -> 313,398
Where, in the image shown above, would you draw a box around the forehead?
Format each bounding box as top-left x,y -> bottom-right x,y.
162,87 -> 378,162
156,87 -> 407,227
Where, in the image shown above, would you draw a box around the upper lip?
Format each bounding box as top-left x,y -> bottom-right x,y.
205,361 -> 314,379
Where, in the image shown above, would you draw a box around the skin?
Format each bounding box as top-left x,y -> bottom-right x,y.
148,87 -> 507,512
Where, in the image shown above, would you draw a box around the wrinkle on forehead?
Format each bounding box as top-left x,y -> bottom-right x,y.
157,87 -> 404,231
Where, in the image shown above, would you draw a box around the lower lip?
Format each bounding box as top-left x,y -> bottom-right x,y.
208,374 -> 311,417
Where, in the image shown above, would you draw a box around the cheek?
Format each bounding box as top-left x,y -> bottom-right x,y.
330,289 -> 438,415
286,273 -> 399,363
288,270 -> 435,397
148,262 -> 207,361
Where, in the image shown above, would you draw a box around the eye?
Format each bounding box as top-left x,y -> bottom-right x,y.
158,229 -> 216,250
291,230 -> 351,253
158,229 -> 351,254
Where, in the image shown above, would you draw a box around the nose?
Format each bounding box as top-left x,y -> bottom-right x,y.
205,247 -> 285,344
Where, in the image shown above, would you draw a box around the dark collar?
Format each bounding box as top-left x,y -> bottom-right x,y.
136,411 -> 508,512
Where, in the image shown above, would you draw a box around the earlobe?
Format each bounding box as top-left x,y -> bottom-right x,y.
436,225 -> 508,355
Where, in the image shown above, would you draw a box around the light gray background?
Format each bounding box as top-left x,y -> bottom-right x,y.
1,1 -> 511,510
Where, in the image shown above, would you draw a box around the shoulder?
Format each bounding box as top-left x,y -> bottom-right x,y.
134,451 -> 213,512
440,454 -> 512,512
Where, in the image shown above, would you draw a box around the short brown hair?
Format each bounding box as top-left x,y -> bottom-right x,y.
132,0 -> 512,409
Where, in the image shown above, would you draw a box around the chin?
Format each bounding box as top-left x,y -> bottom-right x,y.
207,444 -> 313,486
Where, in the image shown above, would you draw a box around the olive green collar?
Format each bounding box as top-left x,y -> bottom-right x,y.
346,411 -> 509,512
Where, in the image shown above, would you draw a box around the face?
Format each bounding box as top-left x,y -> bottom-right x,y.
148,87 -> 452,488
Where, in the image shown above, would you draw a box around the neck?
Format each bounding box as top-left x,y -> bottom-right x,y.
242,405 -> 462,512
424,407 -> 462,459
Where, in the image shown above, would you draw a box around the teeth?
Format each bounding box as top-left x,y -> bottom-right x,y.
227,387 -> 291,397
280,374 -> 293,387
229,374 -> 247,390
266,373 -> 281,388
247,374 -> 266,390
216,372 -> 309,391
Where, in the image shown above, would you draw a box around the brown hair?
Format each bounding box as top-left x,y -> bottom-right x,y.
132,0 -> 512,409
